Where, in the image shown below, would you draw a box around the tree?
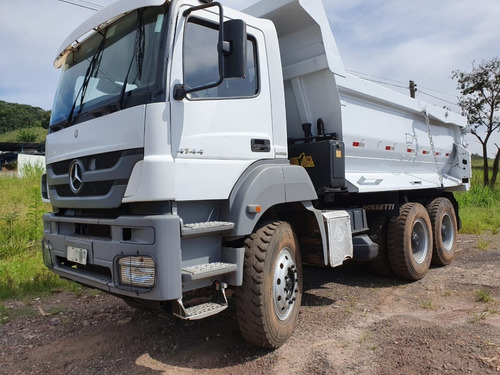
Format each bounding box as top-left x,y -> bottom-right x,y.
452,57 -> 500,187
0,100 -> 49,134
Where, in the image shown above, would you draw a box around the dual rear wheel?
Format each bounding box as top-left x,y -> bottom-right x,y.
373,198 -> 458,280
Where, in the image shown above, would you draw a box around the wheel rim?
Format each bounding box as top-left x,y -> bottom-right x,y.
273,247 -> 299,321
411,219 -> 429,264
441,213 -> 455,251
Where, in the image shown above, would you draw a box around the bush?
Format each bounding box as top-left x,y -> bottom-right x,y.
0,167 -> 47,259
455,184 -> 498,208
16,129 -> 38,143
0,168 -> 75,299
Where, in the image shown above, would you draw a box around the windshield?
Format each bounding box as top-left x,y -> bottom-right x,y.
50,6 -> 168,129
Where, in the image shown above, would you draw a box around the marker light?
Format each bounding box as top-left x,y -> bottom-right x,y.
41,239 -> 53,268
247,204 -> 262,214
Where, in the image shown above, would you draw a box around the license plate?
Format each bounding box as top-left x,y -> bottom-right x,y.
67,246 -> 88,265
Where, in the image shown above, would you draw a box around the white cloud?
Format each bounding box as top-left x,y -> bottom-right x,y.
0,0 -> 102,109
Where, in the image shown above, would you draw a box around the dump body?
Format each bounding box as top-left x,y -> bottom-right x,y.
246,0 -> 470,194
337,75 -> 469,193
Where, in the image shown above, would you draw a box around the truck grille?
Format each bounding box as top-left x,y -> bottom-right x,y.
51,150 -> 123,175
47,148 -> 143,209
55,180 -> 115,197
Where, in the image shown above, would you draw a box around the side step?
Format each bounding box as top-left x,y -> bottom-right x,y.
173,283 -> 228,320
182,221 -> 234,237
182,262 -> 237,282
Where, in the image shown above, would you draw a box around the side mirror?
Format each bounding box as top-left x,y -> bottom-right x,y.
221,19 -> 247,79
173,3 -> 247,100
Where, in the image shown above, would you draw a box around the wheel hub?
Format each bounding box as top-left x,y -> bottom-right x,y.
273,248 -> 299,321
441,213 -> 454,251
441,224 -> 448,238
411,218 -> 429,264
412,232 -> 420,248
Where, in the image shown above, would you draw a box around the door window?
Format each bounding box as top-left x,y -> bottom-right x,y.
183,18 -> 258,99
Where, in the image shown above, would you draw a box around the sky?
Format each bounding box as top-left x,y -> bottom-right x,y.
0,0 -> 499,156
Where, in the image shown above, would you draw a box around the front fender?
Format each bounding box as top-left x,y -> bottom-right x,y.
226,161 -> 317,235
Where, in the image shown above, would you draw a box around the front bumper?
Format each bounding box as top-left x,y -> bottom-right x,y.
42,212 -> 182,301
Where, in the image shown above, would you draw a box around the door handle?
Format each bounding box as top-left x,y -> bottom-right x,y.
251,139 -> 270,152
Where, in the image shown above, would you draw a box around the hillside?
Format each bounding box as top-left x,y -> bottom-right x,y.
0,127 -> 47,143
0,100 -> 50,134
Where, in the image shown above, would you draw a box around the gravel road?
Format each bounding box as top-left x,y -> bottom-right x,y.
1,233 -> 499,375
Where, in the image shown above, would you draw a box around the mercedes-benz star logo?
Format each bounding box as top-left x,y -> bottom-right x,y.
69,160 -> 84,195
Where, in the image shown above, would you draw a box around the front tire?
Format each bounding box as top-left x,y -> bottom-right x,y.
236,221 -> 302,349
387,203 -> 433,280
427,197 -> 457,266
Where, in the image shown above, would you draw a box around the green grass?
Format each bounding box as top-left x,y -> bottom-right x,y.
0,302 -> 38,324
0,250 -> 72,299
0,126 -> 46,143
0,166 -> 75,300
475,290 -> 493,303
454,163 -> 500,234
0,166 -> 45,259
420,300 -> 435,310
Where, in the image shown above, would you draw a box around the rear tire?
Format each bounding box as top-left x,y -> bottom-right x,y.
387,203 -> 432,280
236,221 -> 302,349
427,197 -> 457,266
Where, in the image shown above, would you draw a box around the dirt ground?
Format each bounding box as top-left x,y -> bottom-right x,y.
1,233 -> 500,375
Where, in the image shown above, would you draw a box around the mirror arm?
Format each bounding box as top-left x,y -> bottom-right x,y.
218,40 -> 231,55
182,1 -> 222,17
174,2 -> 225,101
173,73 -> 224,100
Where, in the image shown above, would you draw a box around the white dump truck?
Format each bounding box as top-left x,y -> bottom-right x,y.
41,0 -> 471,348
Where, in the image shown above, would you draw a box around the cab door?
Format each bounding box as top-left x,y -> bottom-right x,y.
170,7 -> 274,201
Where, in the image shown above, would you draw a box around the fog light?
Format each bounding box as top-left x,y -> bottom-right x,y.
41,239 -> 53,268
117,256 -> 156,288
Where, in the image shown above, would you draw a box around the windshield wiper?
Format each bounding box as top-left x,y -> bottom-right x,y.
66,33 -> 107,126
119,13 -> 146,109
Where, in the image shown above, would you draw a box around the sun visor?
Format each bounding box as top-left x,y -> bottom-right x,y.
54,0 -> 166,68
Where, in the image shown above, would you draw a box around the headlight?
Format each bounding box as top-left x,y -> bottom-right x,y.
116,256 -> 156,289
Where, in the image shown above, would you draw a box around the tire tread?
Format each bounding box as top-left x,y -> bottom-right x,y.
426,197 -> 457,266
387,203 -> 432,280
387,204 -> 413,279
236,222 -> 279,347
